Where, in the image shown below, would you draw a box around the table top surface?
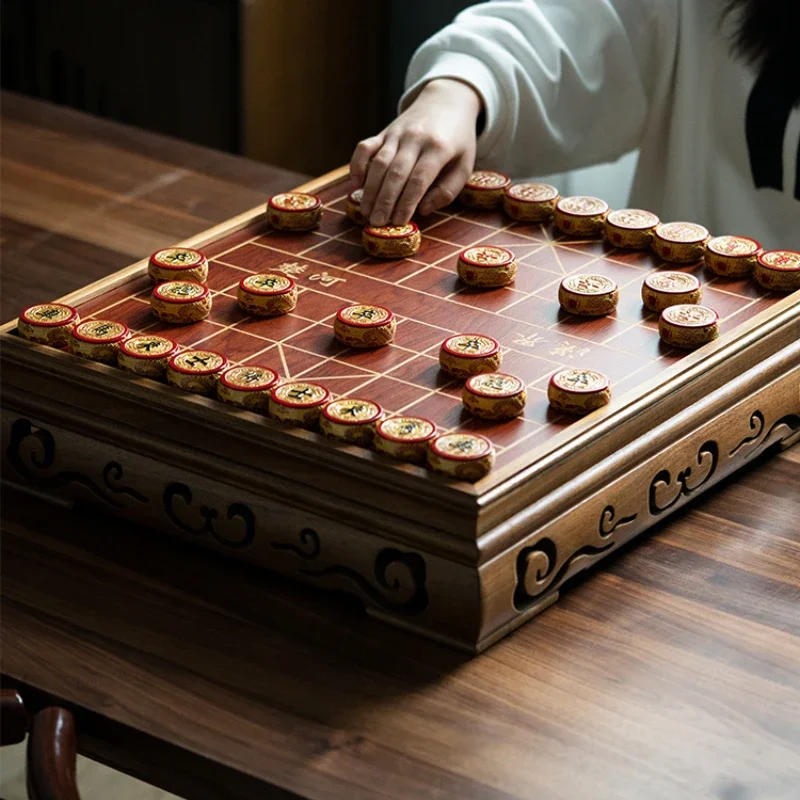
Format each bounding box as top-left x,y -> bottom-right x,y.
2,92 -> 799,800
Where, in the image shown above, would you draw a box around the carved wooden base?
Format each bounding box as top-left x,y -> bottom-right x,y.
3,342 -> 798,651
2,164 -> 798,651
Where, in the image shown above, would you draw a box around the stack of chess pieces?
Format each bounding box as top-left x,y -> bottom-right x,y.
16,172 -> 799,481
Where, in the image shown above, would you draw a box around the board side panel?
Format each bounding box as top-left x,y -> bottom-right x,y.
1,406 -> 483,651
474,349 -> 800,649
477,301 -> 800,533
4,349 -> 795,653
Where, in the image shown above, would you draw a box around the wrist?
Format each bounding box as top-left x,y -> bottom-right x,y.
419,78 -> 482,119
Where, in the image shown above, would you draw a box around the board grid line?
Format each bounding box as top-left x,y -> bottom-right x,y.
233,202 -> 771,353
70,176 -> 785,471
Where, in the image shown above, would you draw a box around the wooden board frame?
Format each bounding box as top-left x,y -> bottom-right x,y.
2,167 -> 799,651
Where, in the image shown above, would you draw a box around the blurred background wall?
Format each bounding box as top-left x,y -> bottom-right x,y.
1,0 -> 636,202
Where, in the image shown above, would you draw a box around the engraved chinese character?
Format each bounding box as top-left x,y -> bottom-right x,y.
289,386 -> 313,400
343,403 -> 365,417
186,354 -> 211,367
672,307 -> 709,325
171,284 -> 197,297
513,332 -> 546,348
278,194 -> 312,209
549,341 -> 591,359
275,262 -> 308,277
470,248 -> 505,264
136,339 -> 160,352
453,439 -> 474,453
571,276 -> 608,293
36,308 -> 62,320
309,271 -> 347,287
486,377 -> 508,391
91,323 -> 115,336
353,308 -> 376,321
241,370 -> 262,383
459,338 -> 484,352
564,371 -> 592,389
255,277 -> 280,289
655,274 -> 684,290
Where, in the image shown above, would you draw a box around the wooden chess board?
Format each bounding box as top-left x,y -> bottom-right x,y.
2,167 -> 799,651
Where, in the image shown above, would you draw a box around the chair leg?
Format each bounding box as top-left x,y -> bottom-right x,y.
0,688 -> 28,745
26,707 -> 81,800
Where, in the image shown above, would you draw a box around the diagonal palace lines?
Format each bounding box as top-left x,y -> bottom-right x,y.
74,177 -> 778,471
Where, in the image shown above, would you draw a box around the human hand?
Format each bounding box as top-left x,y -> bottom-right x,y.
350,78 -> 482,227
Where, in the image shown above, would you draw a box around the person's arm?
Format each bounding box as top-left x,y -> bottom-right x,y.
352,0 -> 678,227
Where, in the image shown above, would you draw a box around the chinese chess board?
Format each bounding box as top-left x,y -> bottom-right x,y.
2,167 -> 799,651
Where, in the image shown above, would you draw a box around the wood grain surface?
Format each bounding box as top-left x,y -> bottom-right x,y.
0,91 -> 306,323
1,93 -> 799,800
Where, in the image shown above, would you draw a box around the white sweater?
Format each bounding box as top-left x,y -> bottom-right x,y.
402,0 -> 799,248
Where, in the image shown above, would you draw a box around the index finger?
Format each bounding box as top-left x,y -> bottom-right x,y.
349,135 -> 383,190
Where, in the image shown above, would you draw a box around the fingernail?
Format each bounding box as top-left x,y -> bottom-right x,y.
372,214 -> 387,227
350,175 -> 361,189
418,204 -> 430,216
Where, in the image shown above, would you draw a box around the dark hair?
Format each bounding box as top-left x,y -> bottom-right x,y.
726,0 -> 800,104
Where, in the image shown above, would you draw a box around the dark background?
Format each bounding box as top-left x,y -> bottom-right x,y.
1,0 -> 477,174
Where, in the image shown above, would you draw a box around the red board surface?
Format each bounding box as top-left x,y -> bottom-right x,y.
73,176 -> 782,473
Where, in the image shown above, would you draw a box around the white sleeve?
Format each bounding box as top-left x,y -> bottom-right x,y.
401,0 -> 679,174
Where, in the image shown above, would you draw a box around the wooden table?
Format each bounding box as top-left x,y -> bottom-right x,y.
2,92 -> 799,800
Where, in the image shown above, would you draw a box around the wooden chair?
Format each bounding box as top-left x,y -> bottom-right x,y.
1,689 -> 82,800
